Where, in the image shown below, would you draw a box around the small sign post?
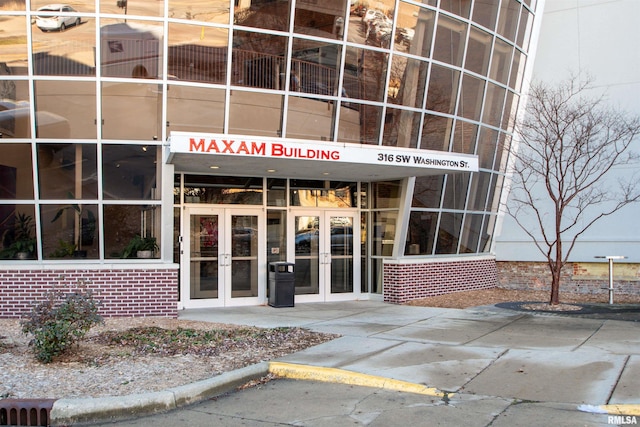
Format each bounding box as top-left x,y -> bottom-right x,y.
594,255 -> 627,304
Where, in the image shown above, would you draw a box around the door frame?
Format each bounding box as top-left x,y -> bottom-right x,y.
289,209 -> 360,303
180,206 -> 265,309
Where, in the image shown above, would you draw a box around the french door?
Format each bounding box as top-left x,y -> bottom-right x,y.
181,207 -> 263,308
291,210 -> 359,302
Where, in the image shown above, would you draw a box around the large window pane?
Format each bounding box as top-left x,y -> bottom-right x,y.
472,0 -> 499,31
494,132 -> 512,172
467,171 -> 491,211
102,145 -> 160,200
459,213 -> 483,253
480,214 -> 497,253
232,30 -> 287,90
3,0 -> 25,10
433,15 -> 466,67
451,119 -> 477,154
442,172 -> 470,210
166,85 -> 225,134
476,126 -> 498,169
37,143 -> 98,200
435,211 -> 462,254
382,107 -> 421,148
168,0 -> 231,24
482,82 -> 505,128
32,15 -> 95,76
99,0 -> 160,17
286,95 -> 336,141
465,26 -> 492,76
395,3 -> 435,57
490,38 -> 512,85
100,19 -> 163,79
229,91 -> 283,137
509,49 -> 526,92
372,181 -> 402,209
372,211 -> 397,256
0,205 -> 37,260
234,0 -> 291,32
440,0 -> 472,18
487,174 -> 504,212
101,82 -> 162,140
502,91 -> 519,132
0,16 -> 28,75
421,113 -> 453,151
344,46 -> 388,103
516,8 -> 533,50
168,23 -> 228,84
0,143 -> 34,199
497,0 -> 520,42
458,73 -> 485,121
405,211 -> 437,255
104,205 -> 161,259
340,102 -> 383,145
292,38 -> 342,97
41,203 -> 98,259
184,175 -> 263,205
0,81 -> 31,138
294,0 -> 348,40
290,180 -> 356,208
412,175 -> 444,208
34,81 -> 96,139
426,65 -> 459,114
388,55 -> 427,108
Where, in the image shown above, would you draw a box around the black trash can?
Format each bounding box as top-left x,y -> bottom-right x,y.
268,262 -> 295,308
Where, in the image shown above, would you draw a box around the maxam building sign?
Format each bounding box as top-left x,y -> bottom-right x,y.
167,132 -> 478,179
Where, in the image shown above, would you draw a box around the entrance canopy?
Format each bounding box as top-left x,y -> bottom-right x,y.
167,132 -> 478,181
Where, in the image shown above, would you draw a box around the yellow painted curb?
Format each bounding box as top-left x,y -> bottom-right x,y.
600,404 -> 640,416
268,362 -> 449,398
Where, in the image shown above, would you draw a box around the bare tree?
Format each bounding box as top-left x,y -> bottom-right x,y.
507,75 -> 640,305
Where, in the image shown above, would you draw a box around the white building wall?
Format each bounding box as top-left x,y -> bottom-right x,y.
495,0 -> 640,263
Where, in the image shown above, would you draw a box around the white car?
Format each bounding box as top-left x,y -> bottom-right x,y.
35,4 -> 81,32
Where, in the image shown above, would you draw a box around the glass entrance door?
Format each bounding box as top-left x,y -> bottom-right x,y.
181,208 -> 263,308
291,211 -> 358,302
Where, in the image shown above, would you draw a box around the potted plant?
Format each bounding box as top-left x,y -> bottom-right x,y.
121,235 -> 159,259
1,213 -> 37,260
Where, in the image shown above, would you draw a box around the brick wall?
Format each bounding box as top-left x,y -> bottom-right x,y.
0,267 -> 179,319
383,256 -> 497,304
497,261 -> 640,296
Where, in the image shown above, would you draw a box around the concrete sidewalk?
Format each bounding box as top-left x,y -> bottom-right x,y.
51,301 -> 640,425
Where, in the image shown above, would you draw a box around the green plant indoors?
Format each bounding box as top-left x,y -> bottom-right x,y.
121,235 -> 159,258
1,213 -> 37,259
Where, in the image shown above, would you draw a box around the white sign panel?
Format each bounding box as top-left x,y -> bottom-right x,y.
168,132 -> 479,173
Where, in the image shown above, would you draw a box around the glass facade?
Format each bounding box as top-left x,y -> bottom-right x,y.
0,1 -> 537,270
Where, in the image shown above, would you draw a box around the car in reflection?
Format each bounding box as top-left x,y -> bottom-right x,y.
35,4 -> 81,32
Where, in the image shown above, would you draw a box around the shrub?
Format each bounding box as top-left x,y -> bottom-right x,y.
21,283 -> 103,363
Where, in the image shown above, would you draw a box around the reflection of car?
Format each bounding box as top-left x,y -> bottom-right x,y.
294,227 -> 353,255
35,4 -> 81,32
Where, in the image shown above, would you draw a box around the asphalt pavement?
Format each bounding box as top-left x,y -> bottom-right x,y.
48,301 -> 640,426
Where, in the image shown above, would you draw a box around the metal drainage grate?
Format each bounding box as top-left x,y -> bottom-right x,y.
0,399 -> 55,427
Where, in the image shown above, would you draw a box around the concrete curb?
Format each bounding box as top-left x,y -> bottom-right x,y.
578,404 -> 640,417
268,362 -> 449,397
48,361 -> 448,425
50,362 -> 270,426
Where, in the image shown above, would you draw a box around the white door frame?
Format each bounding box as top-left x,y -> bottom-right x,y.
180,206 -> 265,309
289,209 -> 360,303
